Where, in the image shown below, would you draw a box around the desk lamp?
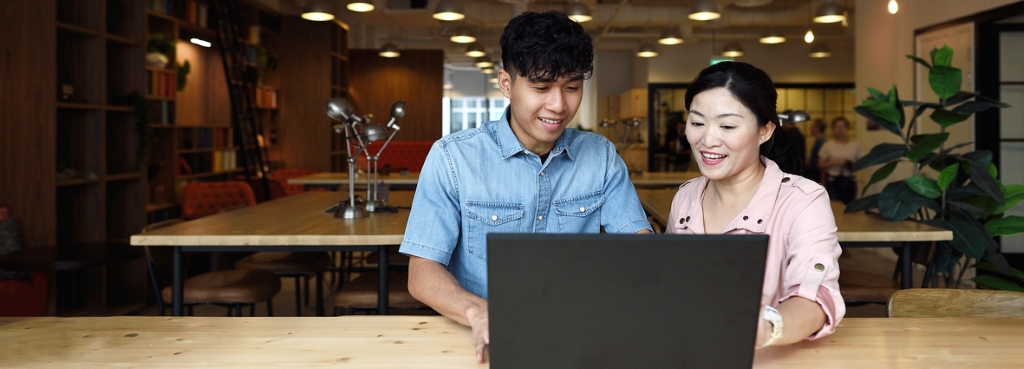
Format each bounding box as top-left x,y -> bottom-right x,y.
356,100 -> 405,212
327,97 -> 369,218
778,110 -> 810,123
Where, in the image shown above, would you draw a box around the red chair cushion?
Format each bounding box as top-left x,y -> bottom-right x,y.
179,181 -> 256,220
0,272 -> 48,316
359,141 -> 432,173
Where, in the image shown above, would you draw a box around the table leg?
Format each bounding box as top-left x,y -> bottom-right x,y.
378,245 -> 389,315
901,242 -> 912,289
315,272 -> 324,316
173,246 -> 183,316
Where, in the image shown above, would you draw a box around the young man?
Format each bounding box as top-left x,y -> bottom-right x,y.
399,11 -> 651,363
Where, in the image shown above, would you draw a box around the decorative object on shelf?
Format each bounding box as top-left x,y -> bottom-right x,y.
176,60 -> 191,91
358,100 -> 405,212
846,44 -> 1023,290
147,33 -> 176,69
327,97 -> 369,219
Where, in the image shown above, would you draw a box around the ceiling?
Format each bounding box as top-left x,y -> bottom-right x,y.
277,0 -> 856,67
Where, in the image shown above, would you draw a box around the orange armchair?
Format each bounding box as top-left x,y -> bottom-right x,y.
179,181 -> 257,220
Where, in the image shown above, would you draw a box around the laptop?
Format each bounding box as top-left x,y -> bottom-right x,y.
487,233 -> 769,369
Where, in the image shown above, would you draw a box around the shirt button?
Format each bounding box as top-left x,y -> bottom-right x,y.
685,216 -> 690,222
757,219 -> 763,224
491,215 -> 498,221
782,177 -> 791,183
540,171 -> 545,176
679,218 -> 685,224
579,207 -> 586,213
814,263 -> 825,272
538,215 -> 543,221
742,215 -> 749,221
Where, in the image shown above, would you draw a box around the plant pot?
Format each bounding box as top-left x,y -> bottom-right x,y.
146,52 -> 169,69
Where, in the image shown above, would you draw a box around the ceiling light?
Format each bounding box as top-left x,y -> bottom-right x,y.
301,0 -> 334,21
888,0 -> 899,14
814,0 -> 846,23
488,77 -> 498,83
474,57 -> 494,68
347,1 -> 374,12
658,26 -> 684,45
759,26 -> 785,44
481,67 -> 495,74
443,82 -> 453,89
804,29 -> 814,43
809,42 -> 832,58
433,0 -> 465,21
465,42 -> 486,57
721,42 -> 743,57
566,1 -> 593,23
733,0 -> 772,6
688,0 -> 721,21
190,38 -> 211,48
636,42 -> 659,58
379,42 -> 400,58
450,25 -> 475,43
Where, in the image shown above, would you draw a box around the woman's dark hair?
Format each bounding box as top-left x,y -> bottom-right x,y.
500,11 -> 594,83
831,116 -> 850,129
812,119 -> 827,134
683,61 -> 802,174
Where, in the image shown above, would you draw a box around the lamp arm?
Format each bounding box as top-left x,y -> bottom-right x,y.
372,126 -> 401,160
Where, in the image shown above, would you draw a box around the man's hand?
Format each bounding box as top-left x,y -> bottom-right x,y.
466,302 -> 490,363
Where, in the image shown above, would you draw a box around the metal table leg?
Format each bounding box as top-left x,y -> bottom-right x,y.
901,242 -> 913,289
173,246 -> 183,316
378,245 -> 389,315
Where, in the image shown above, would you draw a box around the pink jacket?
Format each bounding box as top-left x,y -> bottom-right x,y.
667,159 -> 845,340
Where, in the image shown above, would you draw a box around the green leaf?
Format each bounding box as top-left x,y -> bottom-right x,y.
992,184 -> 1024,214
844,194 -> 879,213
860,96 -> 902,125
852,143 -> 907,172
878,182 -> 926,221
929,66 -> 963,101
866,87 -> 889,102
945,91 -> 976,106
929,108 -> 971,128
891,85 -> 906,129
854,106 -> 903,137
988,163 -> 998,178
930,44 -> 954,67
985,216 -> 1024,237
947,200 -> 989,218
971,275 -> 1024,292
906,133 -> 949,162
975,261 -> 1024,283
952,100 -> 1009,114
937,163 -> 959,190
906,54 -> 932,69
960,155 -> 1004,204
947,210 -> 994,259
900,101 -> 941,108
947,184 -> 988,201
862,162 -> 898,196
906,175 -> 942,199
929,241 -> 960,275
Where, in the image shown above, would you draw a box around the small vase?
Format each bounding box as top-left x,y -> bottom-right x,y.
146,52 -> 169,69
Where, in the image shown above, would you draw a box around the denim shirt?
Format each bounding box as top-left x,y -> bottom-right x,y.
399,109 -> 651,298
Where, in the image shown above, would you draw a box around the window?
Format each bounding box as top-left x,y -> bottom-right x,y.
442,97 -> 510,136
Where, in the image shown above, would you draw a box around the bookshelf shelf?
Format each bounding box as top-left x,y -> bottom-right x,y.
106,172 -> 144,182
178,147 -> 238,154
56,178 -> 102,187
106,105 -> 135,112
56,102 -> 106,110
57,22 -> 103,37
105,33 -> 141,46
179,168 -> 243,180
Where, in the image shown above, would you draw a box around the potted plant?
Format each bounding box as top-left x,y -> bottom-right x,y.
847,44 -> 1024,290
146,33 -> 176,69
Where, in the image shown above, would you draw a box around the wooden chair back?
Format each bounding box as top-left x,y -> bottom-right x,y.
888,288 -> 1024,318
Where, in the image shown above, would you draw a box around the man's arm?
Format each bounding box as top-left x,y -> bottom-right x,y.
407,256 -> 490,363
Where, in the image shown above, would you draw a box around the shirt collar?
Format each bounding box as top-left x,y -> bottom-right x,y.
492,107 -> 575,161
680,157 -> 785,234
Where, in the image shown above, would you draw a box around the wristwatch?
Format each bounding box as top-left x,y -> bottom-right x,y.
756,305 -> 784,349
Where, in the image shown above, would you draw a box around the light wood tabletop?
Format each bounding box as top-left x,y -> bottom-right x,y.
636,188 -> 953,243
628,171 -> 702,187
286,172 -> 421,186
2,316 -> 1022,368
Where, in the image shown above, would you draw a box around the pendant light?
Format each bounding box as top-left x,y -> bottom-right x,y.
346,1 -> 374,12
481,67 -> 495,74
474,56 -> 494,68
301,0 -> 334,21
433,0 -> 465,21
814,0 -> 846,24
721,42 -> 743,57
809,42 -> 832,58
658,26 -> 684,45
636,42 -> 659,58
450,25 -> 475,43
803,2 -> 814,43
888,0 -> 899,14
566,0 -> 593,23
379,42 -> 400,58
688,0 -> 721,21
465,42 -> 486,57
759,7 -> 784,44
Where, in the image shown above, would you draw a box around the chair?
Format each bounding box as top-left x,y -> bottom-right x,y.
269,168 -> 319,196
887,288 -> 1024,318
179,181 -> 257,220
234,251 -> 331,316
840,241 -> 935,305
141,219 -> 281,316
332,271 -> 427,315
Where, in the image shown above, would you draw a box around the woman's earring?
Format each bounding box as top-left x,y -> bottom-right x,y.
760,136 -> 765,141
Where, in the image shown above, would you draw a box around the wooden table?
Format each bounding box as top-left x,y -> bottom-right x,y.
628,171 -> 702,188
288,172 -> 420,190
637,188 -> 953,288
130,191 -> 414,316
2,316 -> 1021,368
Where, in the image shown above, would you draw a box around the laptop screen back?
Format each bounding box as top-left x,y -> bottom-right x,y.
487,233 -> 768,369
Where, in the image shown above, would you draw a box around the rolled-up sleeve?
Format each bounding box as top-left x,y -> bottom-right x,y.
778,191 -> 845,340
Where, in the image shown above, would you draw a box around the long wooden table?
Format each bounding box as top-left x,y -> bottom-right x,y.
2,316 -> 1021,368
637,188 -> 954,288
288,172 -> 421,190
130,191 -> 414,316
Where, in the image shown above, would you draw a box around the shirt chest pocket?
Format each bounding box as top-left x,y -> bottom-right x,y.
465,201 -> 524,260
553,191 -> 604,232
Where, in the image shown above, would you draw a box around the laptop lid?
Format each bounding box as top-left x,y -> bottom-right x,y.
487,233 -> 769,369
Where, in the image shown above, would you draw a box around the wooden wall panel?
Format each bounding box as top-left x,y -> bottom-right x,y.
349,49 -> 444,143
0,0 -> 57,248
278,17 -> 332,171
175,43 -> 231,127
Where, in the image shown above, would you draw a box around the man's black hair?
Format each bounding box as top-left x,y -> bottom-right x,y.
499,11 -> 594,83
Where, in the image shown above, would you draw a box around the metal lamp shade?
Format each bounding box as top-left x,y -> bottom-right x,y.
813,1 -> 846,23
465,42 -> 486,57
566,2 -> 593,23
301,0 -> 334,21
450,25 -> 476,43
722,42 -> 744,57
809,42 -> 832,58
379,42 -> 400,58
688,0 -> 721,21
433,0 -> 465,21
759,27 -> 786,44
636,42 -> 659,58
346,1 -> 374,12
658,26 -> 684,45
474,57 -> 494,68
